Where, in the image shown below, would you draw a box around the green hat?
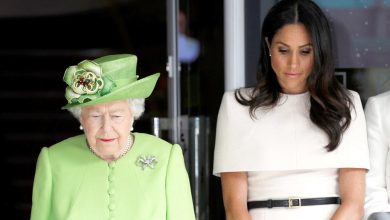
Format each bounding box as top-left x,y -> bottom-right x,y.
62,54 -> 160,109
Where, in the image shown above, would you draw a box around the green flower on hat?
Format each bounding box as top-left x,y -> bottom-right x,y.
63,60 -> 116,104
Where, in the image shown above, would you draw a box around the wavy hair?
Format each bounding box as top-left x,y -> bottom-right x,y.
235,0 -> 353,151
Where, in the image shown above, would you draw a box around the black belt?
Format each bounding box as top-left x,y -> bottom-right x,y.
248,197 -> 341,209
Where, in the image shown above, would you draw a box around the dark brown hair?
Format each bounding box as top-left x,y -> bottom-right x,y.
235,0 -> 353,151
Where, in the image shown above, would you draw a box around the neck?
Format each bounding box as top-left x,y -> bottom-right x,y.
88,134 -> 133,162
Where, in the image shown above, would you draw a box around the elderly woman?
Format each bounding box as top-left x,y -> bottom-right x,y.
30,54 -> 195,220
364,90 -> 390,220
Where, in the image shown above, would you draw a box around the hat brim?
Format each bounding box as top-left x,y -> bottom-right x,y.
61,72 -> 160,109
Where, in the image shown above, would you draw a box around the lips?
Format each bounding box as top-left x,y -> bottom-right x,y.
286,72 -> 300,77
99,138 -> 115,142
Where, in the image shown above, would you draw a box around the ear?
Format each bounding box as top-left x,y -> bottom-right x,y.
79,117 -> 85,131
131,119 -> 134,131
265,37 -> 272,57
265,37 -> 271,50
78,110 -> 84,124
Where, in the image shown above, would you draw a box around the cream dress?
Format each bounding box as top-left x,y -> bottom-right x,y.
213,90 -> 370,220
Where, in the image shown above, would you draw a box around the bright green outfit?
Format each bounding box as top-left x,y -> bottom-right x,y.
31,132 -> 196,220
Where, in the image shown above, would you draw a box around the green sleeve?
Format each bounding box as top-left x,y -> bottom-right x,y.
30,147 -> 52,220
165,144 -> 196,220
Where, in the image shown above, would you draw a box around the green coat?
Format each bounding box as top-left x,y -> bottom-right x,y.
30,133 -> 196,220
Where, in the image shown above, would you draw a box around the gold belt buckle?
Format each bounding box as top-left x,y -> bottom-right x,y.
288,197 -> 301,208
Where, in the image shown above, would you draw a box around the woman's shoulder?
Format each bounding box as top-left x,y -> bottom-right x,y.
346,89 -> 360,99
368,90 -> 390,103
133,133 -> 176,152
220,87 -> 254,107
47,134 -> 85,150
37,134 -> 87,163
346,89 -> 363,106
133,133 -> 184,164
42,134 -> 84,151
223,87 -> 254,99
134,132 -> 171,144
365,90 -> 390,116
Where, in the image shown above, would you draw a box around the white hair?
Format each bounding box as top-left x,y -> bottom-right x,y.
129,98 -> 145,119
67,98 -> 145,121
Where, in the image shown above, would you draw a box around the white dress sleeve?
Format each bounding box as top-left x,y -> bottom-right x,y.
213,91 -> 254,176
213,90 -> 370,177
329,90 -> 370,169
364,92 -> 390,219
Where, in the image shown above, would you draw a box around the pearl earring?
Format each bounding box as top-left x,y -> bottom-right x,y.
79,125 -> 83,130
131,126 -> 134,131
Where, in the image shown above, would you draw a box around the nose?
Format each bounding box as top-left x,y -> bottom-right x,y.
102,115 -> 112,133
289,51 -> 299,69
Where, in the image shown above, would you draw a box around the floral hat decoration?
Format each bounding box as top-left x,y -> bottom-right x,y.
62,54 -> 160,109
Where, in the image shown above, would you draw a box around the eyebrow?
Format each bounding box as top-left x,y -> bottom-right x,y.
109,107 -> 127,112
275,41 -> 312,48
86,110 -> 102,114
84,109 -> 124,116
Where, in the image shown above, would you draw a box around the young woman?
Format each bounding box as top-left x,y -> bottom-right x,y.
213,1 -> 369,219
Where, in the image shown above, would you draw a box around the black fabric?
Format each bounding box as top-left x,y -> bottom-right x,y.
247,197 -> 341,209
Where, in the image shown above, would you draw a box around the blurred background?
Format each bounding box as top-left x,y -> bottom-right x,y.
0,0 -> 389,219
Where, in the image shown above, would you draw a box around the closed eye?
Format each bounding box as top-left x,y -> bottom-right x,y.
278,47 -> 288,54
111,115 -> 124,122
300,45 -> 312,55
300,49 -> 311,55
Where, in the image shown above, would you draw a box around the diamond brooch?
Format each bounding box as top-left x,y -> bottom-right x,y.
136,155 -> 158,170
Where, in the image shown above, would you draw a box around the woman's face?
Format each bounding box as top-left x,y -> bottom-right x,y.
268,23 -> 314,94
80,100 -> 133,158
